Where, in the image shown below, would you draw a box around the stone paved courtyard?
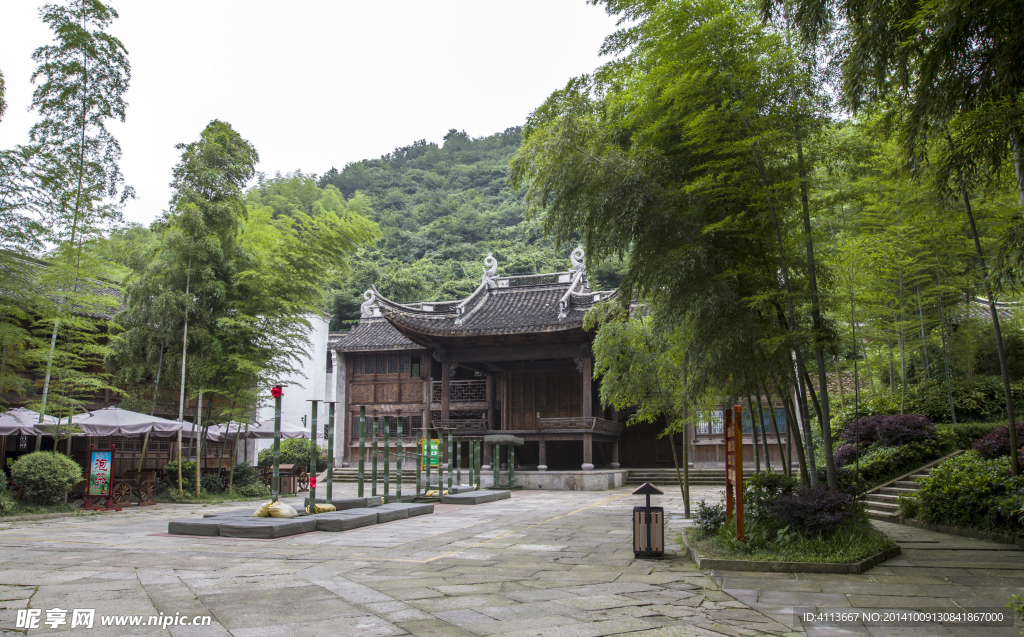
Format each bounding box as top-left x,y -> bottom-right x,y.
0,485 -> 1019,636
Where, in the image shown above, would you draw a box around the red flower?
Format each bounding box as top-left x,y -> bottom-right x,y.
271,386 -> 283,399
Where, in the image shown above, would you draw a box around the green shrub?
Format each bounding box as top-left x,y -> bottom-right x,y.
162,461 -> 197,494
897,493 -> 919,518
693,499 -> 726,537
257,439 -> 327,468
838,439 -> 950,488
831,379 -> 1024,428
744,472 -> 798,523
200,473 -> 224,494
232,482 -> 270,499
916,451 -> 1024,535
230,462 -> 261,487
11,452 -> 83,504
936,422 -> 1004,450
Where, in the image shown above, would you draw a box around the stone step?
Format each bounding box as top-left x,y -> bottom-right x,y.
866,509 -> 899,521
880,487 -> 917,496
895,480 -> 922,489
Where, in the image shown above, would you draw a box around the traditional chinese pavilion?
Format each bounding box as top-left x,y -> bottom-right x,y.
329,248 -> 630,474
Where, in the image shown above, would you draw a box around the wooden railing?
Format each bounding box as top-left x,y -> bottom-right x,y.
538,417 -> 622,435
432,419 -> 489,433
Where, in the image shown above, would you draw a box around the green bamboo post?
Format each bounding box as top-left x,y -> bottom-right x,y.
272,388 -> 282,503
371,416 -> 379,497
416,428 -> 423,498
475,440 -> 481,490
493,443 -> 499,489
425,430 -> 432,494
308,400 -> 318,512
468,438 -> 474,488
447,430 -> 454,492
326,403 -> 335,504
509,443 -> 516,488
357,407 -> 366,498
383,417 -> 390,502
396,416 -> 403,502
455,438 -> 462,486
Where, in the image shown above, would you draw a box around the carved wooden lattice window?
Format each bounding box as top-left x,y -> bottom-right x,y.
411,356 -> 420,378
364,354 -> 374,375
400,354 -> 411,375
353,355 -> 364,375
389,354 -> 398,374
377,354 -> 387,376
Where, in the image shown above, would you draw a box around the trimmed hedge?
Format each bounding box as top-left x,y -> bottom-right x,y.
11,452 -> 83,504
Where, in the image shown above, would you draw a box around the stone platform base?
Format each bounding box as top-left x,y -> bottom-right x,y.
480,470 -> 629,491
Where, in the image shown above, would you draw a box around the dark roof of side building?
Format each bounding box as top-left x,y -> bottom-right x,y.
329,318 -> 425,352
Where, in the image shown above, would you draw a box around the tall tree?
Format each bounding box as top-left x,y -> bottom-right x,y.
27,0 -> 131,421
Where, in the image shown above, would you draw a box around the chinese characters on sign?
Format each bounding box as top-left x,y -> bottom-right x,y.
89,450 -> 112,496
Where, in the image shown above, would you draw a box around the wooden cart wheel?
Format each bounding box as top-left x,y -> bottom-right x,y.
112,482 -> 132,505
139,480 -> 155,502
297,472 -> 309,492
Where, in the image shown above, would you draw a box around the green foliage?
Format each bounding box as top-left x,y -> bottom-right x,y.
838,440 -> 950,490
10,451 -> 83,504
163,460 -> 196,494
699,511 -> 896,563
692,499 -> 727,538
257,439 -> 327,468
230,462 -> 261,487
916,452 -> 1024,535
200,473 -> 224,494
831,379 -> 1024,429
232,482 -> 270,499
743,472 -> 799,522
317,129 -> 606,327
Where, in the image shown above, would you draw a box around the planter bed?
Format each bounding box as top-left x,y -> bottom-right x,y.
682,530 -> 901,574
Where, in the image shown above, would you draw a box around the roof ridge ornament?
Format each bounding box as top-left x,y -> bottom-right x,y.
359,289 -> 381,318
482,253 -> 498,288
570,244 -> 585,272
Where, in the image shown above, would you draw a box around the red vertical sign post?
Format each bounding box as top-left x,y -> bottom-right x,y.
724,405 -> 744,541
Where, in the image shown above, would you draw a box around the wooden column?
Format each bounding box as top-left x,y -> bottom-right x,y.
486,373 -> 495,430
610,441 -> 620,469
582,433 -> 593,471
441,359 -> 451,421
582,356 -> 593,419
334,351 -> 348,467
538,437 -> 547,471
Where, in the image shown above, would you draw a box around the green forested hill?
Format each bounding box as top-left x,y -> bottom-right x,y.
312,127 -> 624,328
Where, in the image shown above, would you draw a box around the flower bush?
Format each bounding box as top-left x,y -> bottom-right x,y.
743,471 -> 798,522
770,487 -> 856,537
11,452 -> 83,504
973,423 -> 1024,460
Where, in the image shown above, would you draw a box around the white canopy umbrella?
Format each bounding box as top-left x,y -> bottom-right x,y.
70,407 -> 195,437
207,419 -> 309,442
0,408 -> 57,436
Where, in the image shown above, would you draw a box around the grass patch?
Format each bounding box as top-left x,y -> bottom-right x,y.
0,501 -> 82,517
685,515 -> 896,564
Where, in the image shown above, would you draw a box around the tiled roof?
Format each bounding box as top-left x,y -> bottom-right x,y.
330,319 -> 424,352
366,251 -> 617,338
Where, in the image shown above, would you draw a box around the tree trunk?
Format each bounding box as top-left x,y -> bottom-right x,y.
747,393 -> 761,473
38,319 -> 59,424
936,271 -> 957,424
915,285 -> 929,382
669,429 -> 688,517
791,362 -> 817,486
759,379 -> 788,476
195,389 -> 203,498
964,191 -> 1018,475
780,384 -> 809,485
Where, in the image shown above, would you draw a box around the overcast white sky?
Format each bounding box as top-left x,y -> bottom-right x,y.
0,1 -> 620,226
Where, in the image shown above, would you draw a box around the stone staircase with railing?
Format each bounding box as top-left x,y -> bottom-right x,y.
861,450 -> 964,521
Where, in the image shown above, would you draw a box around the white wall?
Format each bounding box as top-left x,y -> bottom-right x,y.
254,314 -> 330,458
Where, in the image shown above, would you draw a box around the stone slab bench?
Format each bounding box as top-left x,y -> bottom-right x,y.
217,517 -> 317,539
168,518 -> 224,536
313,511 -> 379,532
314,496 -> 383,509
378,502 -> 434,518
440,491 -> 497,505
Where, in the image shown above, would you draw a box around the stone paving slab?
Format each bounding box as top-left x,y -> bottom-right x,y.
3,484 -> 1019,636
